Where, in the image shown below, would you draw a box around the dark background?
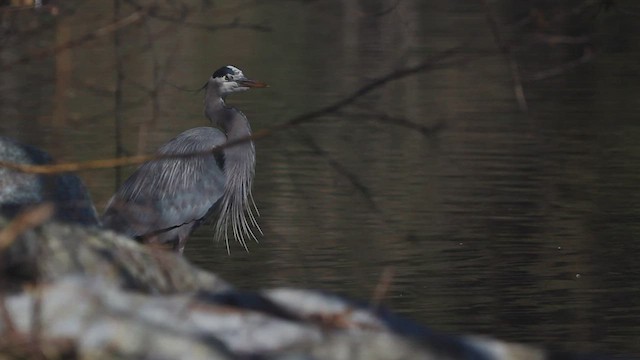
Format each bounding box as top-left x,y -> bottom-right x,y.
2,0 -> 640,356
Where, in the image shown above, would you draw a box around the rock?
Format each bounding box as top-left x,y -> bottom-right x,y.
0,136 -> 98,226
3,277 -> 235,360
0,217 -> 230,293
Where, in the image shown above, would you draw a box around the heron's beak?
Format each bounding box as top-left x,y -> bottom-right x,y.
238,79 -> 268,88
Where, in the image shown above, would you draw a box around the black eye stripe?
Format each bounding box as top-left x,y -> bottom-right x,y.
212,66 -> 235,79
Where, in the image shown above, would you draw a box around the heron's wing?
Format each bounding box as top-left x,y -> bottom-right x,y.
102,127 -> 226,239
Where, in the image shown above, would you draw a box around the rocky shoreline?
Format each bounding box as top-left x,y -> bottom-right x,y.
0,215 -> 610,360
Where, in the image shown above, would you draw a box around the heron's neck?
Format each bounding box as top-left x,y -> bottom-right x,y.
204,82 -> 259,248
204,85 -> 254,174
204,88 -> 252,140
204,87 -> 226,125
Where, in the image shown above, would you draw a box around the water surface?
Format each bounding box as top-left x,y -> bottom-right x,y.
2,0 -> 640,356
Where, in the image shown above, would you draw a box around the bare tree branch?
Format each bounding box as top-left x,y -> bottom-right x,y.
0,46 -> 464,175
293,129 -> 380,212
371,267 -> 395,309
480,0 -> 528,112
1,9 -> 147,71
341,107 -> 447,136
123,0 -> 271,32
526,47 -> 595,82
113,0 -> 126,189
152,15 -> 272,32
354,0 -> 403,18
270,45 -> 464,129
0,204 -> 54,250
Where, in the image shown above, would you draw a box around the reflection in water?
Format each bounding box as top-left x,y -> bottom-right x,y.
2,0 -> 640,357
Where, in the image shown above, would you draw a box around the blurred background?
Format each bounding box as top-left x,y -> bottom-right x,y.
2,0 -> 640,356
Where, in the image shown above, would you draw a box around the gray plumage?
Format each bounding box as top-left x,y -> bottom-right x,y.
102,65 -> 266,253
0,136 -> 99,226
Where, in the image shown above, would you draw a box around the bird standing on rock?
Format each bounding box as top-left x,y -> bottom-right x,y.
102,65 -> 267,253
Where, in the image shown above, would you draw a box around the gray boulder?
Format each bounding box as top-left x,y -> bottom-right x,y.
0,136 -> 98,226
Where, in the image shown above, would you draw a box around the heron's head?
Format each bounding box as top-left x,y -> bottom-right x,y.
207,65 -> 267,97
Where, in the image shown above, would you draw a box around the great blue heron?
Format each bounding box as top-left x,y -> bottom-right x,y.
102,65 -> 267,253
0,136 -> 99,225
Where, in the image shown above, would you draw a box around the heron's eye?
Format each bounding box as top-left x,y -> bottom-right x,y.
224,75 -> 232,81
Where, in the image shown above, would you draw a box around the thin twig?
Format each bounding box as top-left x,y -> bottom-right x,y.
294,129 -> 380,212
0,295 -> 17,336
137,16 -> 161,155
526,47 -> 595,82
371,267 -> 395,309
342,107 -> 447,136
154,16 -> 272,32
29,285 -> 44,356
480,0 -> 528,112
258,45 -> 464,129
355,0 -> 402,17
1,9 -> 147,71
0,204 -> 54,250
0,154 -> 156,174
124,0 -> 271,32
114,0 -> 126,189
137,20 -> 182,154
532,33 -> 591,45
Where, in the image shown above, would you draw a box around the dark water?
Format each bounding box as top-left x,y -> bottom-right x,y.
2,0 -> 640,356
